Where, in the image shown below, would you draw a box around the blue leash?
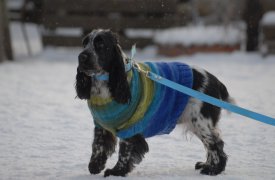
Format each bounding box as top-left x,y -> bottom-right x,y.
144,71 -> 275,126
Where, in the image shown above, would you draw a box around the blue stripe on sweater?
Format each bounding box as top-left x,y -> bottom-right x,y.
117,63 -> 163,138
90,69 -> 142,129
117,62 -> 193,138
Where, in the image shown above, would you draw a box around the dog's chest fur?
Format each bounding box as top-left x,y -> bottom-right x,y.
91,79 -> 110,99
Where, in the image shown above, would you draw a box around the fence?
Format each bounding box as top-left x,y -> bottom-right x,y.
41,0 -> 186,48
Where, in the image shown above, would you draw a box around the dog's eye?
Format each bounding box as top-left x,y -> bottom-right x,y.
94,36 -> 106,51
95,42 -> 107,52
97,42 -> 105,49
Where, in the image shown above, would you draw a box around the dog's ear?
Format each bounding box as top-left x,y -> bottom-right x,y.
108,44 -> 131,104
75,68 -> 92,99
82,34 -> 90,47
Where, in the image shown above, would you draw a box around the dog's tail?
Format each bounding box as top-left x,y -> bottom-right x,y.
219,82 -> 236,112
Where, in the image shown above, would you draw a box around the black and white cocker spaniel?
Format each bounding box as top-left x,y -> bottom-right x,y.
76,29 -> 231,177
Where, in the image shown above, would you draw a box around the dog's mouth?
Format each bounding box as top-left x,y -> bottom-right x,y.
78,66 -> 103,76
80,69 -> 99,76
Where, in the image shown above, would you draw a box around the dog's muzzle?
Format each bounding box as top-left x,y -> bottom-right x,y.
78,53 -> 88,64
78,52 -> 100,75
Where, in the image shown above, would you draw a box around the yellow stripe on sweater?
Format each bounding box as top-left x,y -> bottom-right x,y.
89,96 -> 112,106
117,63 -> 154,131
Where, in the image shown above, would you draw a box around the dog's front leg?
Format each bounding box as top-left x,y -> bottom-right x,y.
89,127 -> 117,175
104,134 -> 149,177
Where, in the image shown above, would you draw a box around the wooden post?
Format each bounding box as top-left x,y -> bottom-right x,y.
1,0 -> 14,60
21,0 -> 32,56
243,0 -> 264,51
0,0 -> 5,62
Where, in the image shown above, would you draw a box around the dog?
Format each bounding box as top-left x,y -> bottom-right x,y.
75,29 -> 231,177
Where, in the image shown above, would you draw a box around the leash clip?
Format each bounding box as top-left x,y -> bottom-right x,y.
130,44 -> 161,80
133,63 -> 149,77
152,73 -> 162,80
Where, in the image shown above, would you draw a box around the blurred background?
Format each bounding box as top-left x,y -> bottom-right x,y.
1,0 -> 275,60
1,1 -> 275,179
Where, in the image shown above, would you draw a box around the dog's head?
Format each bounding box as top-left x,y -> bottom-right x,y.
75,29 -> 131,104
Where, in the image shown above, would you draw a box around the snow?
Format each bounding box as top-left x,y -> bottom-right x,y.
154,25 -> 244,46
125,24 -> 245,47
7,0 -> 24,9
1,23 -> 275,180
126,29 -> 155,38
43,28 -> 83,37
261,11 -> 275,26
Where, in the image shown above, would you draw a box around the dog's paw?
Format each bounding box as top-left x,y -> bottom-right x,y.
199,164 -> 223,176
195,162 -> 206,170
195,162 -> 218,175
88,161 -> 105,175
104,168 -> 127,177
200,165 -> 217,176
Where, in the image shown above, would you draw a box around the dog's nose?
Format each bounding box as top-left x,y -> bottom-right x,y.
78,53 -> 88,64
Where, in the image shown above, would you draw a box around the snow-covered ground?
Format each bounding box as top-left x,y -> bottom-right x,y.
1,24 -> 275,180
262,11 -> 275,26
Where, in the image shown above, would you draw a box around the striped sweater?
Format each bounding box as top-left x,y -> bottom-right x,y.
88,62 -> 193,139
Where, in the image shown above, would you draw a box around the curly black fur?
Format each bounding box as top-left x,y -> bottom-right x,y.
89,127 -> 117,174
97,30 -> 131,104
75,68 -> 91,99
195,139 -> 228,175
104,134 -> 149,177
108,45 -> 131,104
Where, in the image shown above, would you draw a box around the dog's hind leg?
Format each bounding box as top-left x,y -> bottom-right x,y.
193,121 -> 227,176
104,134 -> 149,177
186,100 -> 228,175
181,68 -> 228,175
88,127 -> 117,175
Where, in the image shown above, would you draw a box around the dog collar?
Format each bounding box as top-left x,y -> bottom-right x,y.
92,74 -> 109,81
125,60 -> 133,72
